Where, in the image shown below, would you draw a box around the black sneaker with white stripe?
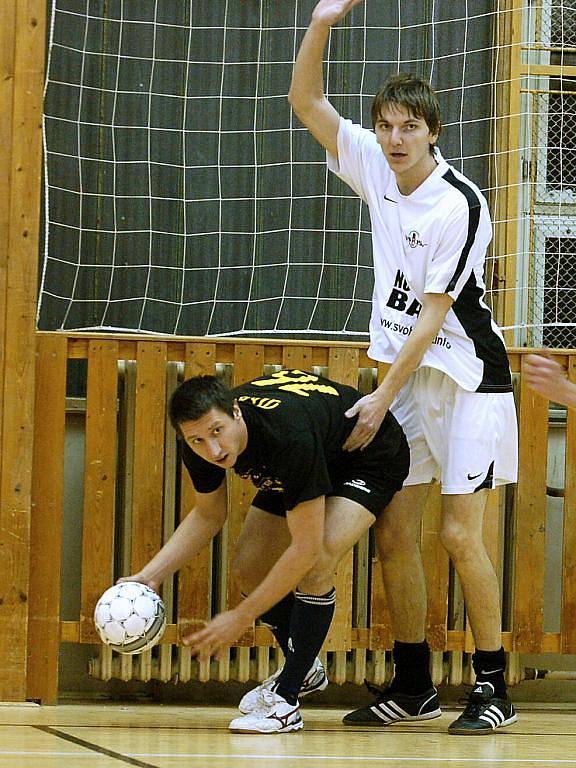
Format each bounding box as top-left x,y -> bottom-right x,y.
343,682 -> 441,726
448,682 -> 517,735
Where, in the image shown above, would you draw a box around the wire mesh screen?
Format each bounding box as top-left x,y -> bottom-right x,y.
545,88 -> 576,196
531,220 -> 576,347
38,0 -> 495,337
525,1 -> 576,347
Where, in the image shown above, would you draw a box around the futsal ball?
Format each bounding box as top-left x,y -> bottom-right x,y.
94,581 -> 166,655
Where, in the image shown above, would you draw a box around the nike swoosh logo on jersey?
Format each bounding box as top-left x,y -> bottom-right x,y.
467,472 -> 483,480
383,194 -> 397,204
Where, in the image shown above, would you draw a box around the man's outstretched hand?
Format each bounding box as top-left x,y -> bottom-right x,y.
182,608 -> 252,660
311,0 -> 365,28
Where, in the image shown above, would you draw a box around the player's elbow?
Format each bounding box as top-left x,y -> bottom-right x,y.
287,86 -> 306,117
288,88 -> 318,123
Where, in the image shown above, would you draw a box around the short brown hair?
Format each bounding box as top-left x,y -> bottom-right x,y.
169,375 -> 235,435
372,73 -> 442,151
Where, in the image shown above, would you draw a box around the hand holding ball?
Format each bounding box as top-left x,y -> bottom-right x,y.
94,581 -> 166,654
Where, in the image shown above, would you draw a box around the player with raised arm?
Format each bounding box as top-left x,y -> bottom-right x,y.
121,369 -> 409,733
289,0 -> 518,735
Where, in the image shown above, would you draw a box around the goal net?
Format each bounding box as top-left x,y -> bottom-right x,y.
38,0 -> 576,346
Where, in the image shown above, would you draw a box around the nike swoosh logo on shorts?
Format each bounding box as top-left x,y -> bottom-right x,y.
467,472 -> 483,480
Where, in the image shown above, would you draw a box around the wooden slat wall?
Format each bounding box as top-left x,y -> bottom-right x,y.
514,361 -> 549,651
131,342 -> 168,573
492,0 -> 524,339
0,0 -> 46,701
27,336 -> 68,703
79,341 -> 119,643
27,335 -> 576,699
0,0 -> 15,460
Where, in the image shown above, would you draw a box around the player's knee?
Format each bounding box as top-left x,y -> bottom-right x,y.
298,552 -> 337,594
439,519 -> 474,561
375,518 -> 419,559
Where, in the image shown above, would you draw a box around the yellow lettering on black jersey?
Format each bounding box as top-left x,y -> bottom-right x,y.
238,395 -> 281,410
251,370 -> 339,397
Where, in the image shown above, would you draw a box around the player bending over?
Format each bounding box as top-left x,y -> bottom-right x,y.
121,369 -> 409,733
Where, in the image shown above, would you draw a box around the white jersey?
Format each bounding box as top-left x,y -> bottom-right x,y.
327,117 -> 512,393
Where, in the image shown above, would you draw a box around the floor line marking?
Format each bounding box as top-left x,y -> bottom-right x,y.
33,726 -> 161,768
10,748 -> 576,765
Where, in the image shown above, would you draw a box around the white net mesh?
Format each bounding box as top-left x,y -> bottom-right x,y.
38,1 -> 576,346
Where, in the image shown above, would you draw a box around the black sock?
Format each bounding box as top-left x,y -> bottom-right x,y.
258,592 -> 295,656
472,647 -> 507,698
274,588 -> 336,705
389,640 -> 434,695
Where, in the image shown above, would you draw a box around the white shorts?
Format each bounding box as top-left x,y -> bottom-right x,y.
390,367 -> 518,495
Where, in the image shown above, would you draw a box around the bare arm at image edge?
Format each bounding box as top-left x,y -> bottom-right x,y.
524,353 -> 576,410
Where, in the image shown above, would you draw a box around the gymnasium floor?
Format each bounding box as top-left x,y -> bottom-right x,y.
2,702 -> 575,767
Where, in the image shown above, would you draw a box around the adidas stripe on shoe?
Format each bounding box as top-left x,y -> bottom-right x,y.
343,684 -> 441,726
238,656 -> 327,714
448,682 -> 517,735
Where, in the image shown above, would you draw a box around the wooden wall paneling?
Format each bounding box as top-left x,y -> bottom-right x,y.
130,342 -> 168,573
79,341 -> 119,642
513,367 -> 549,651
492,0 -> 523,335
23,335 -> 576,686
0,0 -> 16,456
282,346 -> 313,372
157,362 -> 179,674
27,335 -> 67,703
0,0 -> 46,700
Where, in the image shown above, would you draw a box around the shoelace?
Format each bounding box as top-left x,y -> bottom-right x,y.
261,669 -> 281,687
363,679 -> 393,702
457,686 -> 489,717
251,686 -> 280,715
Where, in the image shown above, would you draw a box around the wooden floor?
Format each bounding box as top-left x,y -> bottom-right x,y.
1,702 -> 575,767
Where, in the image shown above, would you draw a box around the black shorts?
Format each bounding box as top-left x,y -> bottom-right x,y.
253,414 -> 409,519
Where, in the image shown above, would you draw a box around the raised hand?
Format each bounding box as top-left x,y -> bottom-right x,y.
311,0 -> 365,27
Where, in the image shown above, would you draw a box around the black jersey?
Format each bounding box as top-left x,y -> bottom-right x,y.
181,369 -> 406,511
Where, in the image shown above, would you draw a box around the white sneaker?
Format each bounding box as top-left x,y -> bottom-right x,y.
238,657 -> 328,714
229,689 -> 303,733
